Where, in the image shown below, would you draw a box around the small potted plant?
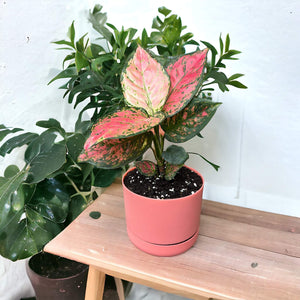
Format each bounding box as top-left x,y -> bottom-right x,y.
79,41 -> 246,256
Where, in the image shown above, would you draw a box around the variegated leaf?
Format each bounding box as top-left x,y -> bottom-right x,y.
78,133 -> 153,169
85,108 -> 164,147
135,160 -> 157,177
162,98 -> 221,143
164,163 -> 183,181
121,45 -> 170,116
163,49 -> 208,117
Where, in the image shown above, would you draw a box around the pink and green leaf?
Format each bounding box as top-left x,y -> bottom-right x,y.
163,49 -> 208,117
78,133 -> 153,169
121,45 -> 170,116
135,160 -> 157,177
161,98 -> 221,143
164,163 -> 183,181
85,108 -> 164,146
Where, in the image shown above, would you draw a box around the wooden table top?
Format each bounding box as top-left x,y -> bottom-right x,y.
45,182 -> 300,300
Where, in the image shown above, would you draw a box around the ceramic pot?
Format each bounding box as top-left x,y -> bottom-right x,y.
122,166 -> 204,256
26,252 -> 88,300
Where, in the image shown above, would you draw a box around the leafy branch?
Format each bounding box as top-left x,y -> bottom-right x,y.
200,33 -> 247,94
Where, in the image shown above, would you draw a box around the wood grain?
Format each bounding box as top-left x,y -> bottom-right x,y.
85,267 -> 105,300
45,183 -> 300,300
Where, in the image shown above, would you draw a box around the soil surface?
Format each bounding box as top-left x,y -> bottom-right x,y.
124,166 -> 203,199
29,252 -> 87,278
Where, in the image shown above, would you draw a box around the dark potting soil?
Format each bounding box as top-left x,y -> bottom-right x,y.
29,252 -> 87,279
124,166 -> 203,199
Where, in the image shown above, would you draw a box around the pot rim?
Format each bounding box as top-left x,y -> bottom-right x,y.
26,252 -> 89,281
122,165 -> 204,202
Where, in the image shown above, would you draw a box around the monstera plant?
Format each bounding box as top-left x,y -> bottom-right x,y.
0,119 -> 121,261
79,46 -> 219,181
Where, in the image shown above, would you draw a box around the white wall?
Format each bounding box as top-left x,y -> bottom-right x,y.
1,0 -> 300,299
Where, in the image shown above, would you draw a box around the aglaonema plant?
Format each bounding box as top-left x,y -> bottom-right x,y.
79,45 -> 221,180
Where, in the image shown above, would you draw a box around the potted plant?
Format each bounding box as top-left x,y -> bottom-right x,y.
77,7 -> 247,256
0,3 -> 246,298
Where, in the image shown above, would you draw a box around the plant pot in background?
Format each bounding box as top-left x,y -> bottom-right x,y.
26,252 -> 133,300
26,252 -> 88,300
123,166 -> 204,257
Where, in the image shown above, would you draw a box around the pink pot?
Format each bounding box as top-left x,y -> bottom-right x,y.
122,166 -> 204,256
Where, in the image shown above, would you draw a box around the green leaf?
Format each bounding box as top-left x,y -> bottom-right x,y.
75,33 -> 88,53
209,71 -> 229,91
141,29 -> 149,48
91,53 -> 114,71
0,125 -> 23,142
0,178 -> 66,261
62,53 -> 76,68
152,16 -> 163,31
52,39 -> 74,48
189,152 -> 220,171
28,178 -> 69,223
67,71 -> 102,105
158,6 -> 172,17
201,40 -> 218,57
90,43 -> 106,57
93,168 -> 122,187
66,133 -> 85,161
26,144 -> 66,184
67,21 -> 75,46
228,80 -> 248,89
0,132 -> 39,157
36,118 -> 66,137
221,49 -> 241,60
0,170 -> 28,227
68,194 -> 87,222
219,34 -> 224,55
127,27 -> 138,43
75,118 -> 91,136
228,73 -> 245,81
88,6 -> 114,45
24,130 -> 57,164
75,51 -> 89,72
225,34 -> 230,52
210,70 -> 229,84
4,165 -> 20,178
162,145 -> 189,166
48,67 -> 77,85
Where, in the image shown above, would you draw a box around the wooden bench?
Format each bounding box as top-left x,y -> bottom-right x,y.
45,182 -> 300,299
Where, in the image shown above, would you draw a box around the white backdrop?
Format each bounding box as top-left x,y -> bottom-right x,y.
1,1 -> 300,299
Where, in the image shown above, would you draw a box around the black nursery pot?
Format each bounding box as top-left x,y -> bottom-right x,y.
26,252 -> 88,300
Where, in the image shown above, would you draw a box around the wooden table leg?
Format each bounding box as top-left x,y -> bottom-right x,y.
85,266 -> 106,300
114,277 -> 125,300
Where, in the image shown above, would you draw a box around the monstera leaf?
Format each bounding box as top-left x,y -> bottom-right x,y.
0,168 -> 69,261
162,98 -> 222,143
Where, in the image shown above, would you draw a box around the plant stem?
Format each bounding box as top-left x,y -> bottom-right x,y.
152,126 -> 164,174
64,173 -> 89,204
